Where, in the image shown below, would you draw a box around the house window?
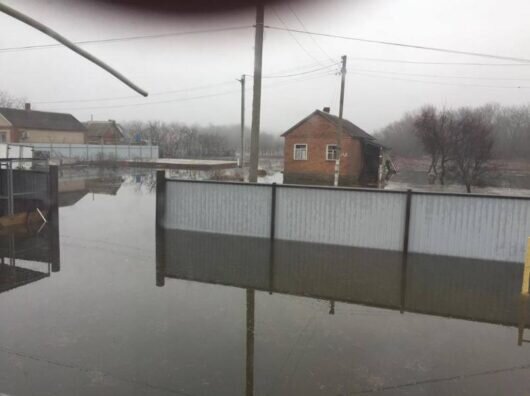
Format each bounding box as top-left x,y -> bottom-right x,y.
326,144 -> 338,161
0,131 -> 6,143
293,144 -> 308,160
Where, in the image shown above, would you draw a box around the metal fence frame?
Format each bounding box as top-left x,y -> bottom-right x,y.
0,159 -> 56,218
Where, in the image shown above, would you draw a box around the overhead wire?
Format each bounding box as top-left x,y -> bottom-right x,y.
0,25 -> 254,53
349,70 -> 530,89
347,56 -> 530,67
271,7 -> 329,67
264,25 -> 530,63
349,67 -> 530,82
35,62 -> 339,105
39,69 -> 337,112
286,4 -> 336,64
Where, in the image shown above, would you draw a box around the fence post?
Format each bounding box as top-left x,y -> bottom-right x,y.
400,189 -> 413,313
155,224 -> 166,287
6,161 -> 14,217
128,144 -> 131,160
522,238 -> 530,295
48,165 -> 60,272
155,170 -> 166,227
270,183 -> 277,240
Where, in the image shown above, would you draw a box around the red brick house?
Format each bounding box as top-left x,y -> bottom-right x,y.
282,108 -> 390,187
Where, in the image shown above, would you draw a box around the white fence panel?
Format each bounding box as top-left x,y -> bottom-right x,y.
409,194 -> 530,262
275,187 -> 407,251
164,181 -> 272,238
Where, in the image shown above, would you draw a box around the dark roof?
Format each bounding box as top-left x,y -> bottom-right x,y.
0,107 -> 86,132
83,121 -> 124,139
281,109 -> 376,140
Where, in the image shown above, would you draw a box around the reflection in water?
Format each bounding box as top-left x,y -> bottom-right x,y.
156,229 -> 530,394
156,229 -> 530,327
0,220 -> 60,294
59,175 -> 124,207
520,295 -> 530,346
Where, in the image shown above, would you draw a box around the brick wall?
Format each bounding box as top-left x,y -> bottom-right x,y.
283,113 -> 364,186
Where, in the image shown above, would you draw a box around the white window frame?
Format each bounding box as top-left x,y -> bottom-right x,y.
0,131 -> 7,143
293,143 -> 308,160
326,144 -> 338,161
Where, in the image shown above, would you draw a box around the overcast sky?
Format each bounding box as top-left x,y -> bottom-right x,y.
1,0 -> 530,134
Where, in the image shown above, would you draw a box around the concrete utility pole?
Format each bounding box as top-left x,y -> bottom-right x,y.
237,74 -> 246,168
334,55 -> 347,187
248,3 -> 265,182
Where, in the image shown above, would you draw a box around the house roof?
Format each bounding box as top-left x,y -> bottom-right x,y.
281,109 -> 376,140
0,107 -> 86,132
83,121 -> 124,139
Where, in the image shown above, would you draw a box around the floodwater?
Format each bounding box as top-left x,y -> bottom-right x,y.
1,168 -> 530,396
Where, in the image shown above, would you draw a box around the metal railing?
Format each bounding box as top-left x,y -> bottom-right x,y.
0,158 -> 53,217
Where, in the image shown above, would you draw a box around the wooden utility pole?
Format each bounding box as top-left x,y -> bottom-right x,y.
334,55 -> 347,187
237,74 -> 246,168
249,3 -> 265,182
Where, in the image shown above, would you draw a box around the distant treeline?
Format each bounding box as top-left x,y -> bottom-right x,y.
375,103 -> 530,159
121,121 -> 283,158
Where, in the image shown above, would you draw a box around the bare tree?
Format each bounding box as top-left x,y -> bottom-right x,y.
0,90 -> 26,108
447,108 -> 494,193
413,106 -> 451,184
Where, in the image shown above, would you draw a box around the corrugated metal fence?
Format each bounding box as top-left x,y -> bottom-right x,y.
9,143 -> 159,161
157,176 -> 530,263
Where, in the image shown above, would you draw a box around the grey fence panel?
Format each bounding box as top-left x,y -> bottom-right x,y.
164,181 -> 272,238
275,187 -> 407,251
409,194 -> 530,262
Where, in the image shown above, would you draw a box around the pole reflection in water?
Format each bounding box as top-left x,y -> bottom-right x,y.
246,289 -> 255,396
519,294 -> 529,346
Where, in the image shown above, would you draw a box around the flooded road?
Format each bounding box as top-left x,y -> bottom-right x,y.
1,169 -> 530,395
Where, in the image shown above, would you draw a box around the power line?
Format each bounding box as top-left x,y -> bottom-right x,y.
39,70 -> 336,112
350,67 -> 530,82
261,63 -> 339,78
264,25 -> 530,63
33,81 -> 236,104
347,56 -> 530,67
271,8 -> 328,67
35,64 -> 338,105
0,25 -> 254,53
350,70 -> 530,89
286,4 -> 336,64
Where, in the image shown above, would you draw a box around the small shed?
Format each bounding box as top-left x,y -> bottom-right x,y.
281,107 -> 393,187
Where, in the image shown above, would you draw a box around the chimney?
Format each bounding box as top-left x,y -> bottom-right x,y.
323,106 -> 330,113
25,102 -> 31,111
